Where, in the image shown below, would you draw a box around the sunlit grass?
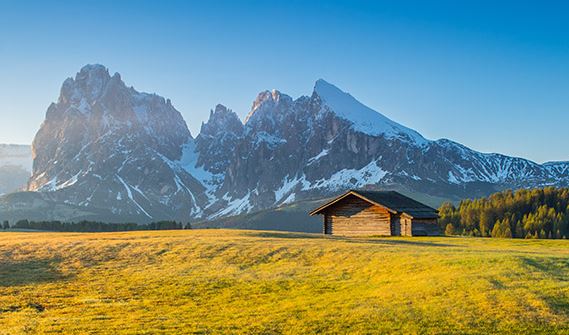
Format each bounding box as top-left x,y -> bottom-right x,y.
0,230 -> 567,334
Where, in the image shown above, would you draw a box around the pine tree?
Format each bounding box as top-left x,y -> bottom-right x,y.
445,224 -> 455,236
438,187 -> 569,239
502,219 -> 512,238
514,221 -> 523,238
491,220 -> 502,238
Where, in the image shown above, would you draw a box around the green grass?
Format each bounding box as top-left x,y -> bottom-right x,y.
0,230 -> 567,334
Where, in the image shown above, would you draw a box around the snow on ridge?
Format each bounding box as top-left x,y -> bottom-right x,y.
311,159 -> 388,191
282,193 -> 296,205
115,174 -> 152,218
254,132 -> 287,148
55,172 -> 81,190
179,141 -> 223,200
210,192 -> 253,219
274,175 -> 310,203
314,79 -> 429,146
154,147 -> 204,214
434,138 -> 558,184
543,161 -> 569,175
307,149 -> 330,165
272,161 -> 388,203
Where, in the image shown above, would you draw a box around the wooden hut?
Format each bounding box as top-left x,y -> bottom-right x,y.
309,190 -> 439,236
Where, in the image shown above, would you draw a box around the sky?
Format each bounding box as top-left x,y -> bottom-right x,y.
0,0 -> 567,163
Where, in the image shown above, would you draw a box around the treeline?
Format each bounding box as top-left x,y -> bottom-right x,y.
439,187 -> 569,239
1,220 -> 191,232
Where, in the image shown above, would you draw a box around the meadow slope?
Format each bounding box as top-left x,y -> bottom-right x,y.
0,230 -> 567,334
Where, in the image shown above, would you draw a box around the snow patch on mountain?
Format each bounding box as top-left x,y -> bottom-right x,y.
211,192 -> 253,219
275,174 -> 311,203
311,160 -> 388,191
179,141 -> 222,204
115,174 -> 152,218
274,160 -> 389,204
56,172 -> 81,190
254,132 -> 287,148
307,149 -> 330,165
544,161 -> 569,176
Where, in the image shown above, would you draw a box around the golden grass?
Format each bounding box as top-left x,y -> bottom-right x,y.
0,230 -> 567,334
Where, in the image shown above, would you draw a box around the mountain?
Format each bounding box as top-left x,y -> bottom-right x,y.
197,78 -> 569,219
2,64 -> 568,224
27,65 -> 206,222
0,144 -> 32,195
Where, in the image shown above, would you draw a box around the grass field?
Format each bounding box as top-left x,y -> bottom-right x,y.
0,230 -> 567,334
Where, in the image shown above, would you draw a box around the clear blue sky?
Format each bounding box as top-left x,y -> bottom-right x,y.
0,0 -> 567,163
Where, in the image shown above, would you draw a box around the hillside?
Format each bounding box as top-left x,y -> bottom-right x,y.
0,230 -> 567,334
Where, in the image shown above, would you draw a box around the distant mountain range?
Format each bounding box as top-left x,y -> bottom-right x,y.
0,144 -> 32,195
1,64 -> 568,223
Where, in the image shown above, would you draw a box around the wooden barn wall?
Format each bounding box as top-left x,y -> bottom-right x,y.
400,216 -> 412,236
324,195 -> 392,236
323,215 -> 332,234
411,218 -> 440,236
391,215 -> 401,236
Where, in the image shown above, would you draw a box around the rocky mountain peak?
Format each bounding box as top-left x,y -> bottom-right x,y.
27,64 -> 200,221
312,79 -> 428,145
76,64 -> 112,85
8,65 -> 569,225
59,64 -> 113,104
200,104 -> 243,137
244,89 -> 293,125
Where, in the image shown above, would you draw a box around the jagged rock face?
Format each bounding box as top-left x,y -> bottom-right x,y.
18,65 -> 569,223
194,105 -> 244,175
202,80 -> 569,218
28,65 -> 206,222
213,84 -> 428,213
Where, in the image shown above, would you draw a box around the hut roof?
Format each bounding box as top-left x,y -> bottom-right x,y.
309,190 -> 439,219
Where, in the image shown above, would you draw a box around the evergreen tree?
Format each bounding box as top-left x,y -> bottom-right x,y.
444,223 -> 455,236
439,187 -> 569,239
491,220 -> 503,238
514,221 -> 524,238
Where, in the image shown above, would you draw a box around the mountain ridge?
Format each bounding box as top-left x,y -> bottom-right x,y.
0,64 -> 567,223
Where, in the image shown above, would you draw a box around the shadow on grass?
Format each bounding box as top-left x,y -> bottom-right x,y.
520,256 -> 569,315
340,238 -> 457,248
520,256 -> 569,282
245,231 -> 325,239
0,258 -> 69,287
245,231 -> 456,247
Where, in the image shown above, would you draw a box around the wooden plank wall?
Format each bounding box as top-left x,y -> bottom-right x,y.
411,219 -> 440,236
400,216 -> 412,236
323,215 -> 332,234
391,215 -> 401,236
325,195 -> 392,236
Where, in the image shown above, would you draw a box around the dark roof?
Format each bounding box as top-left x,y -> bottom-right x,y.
309,190 -> 439,219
